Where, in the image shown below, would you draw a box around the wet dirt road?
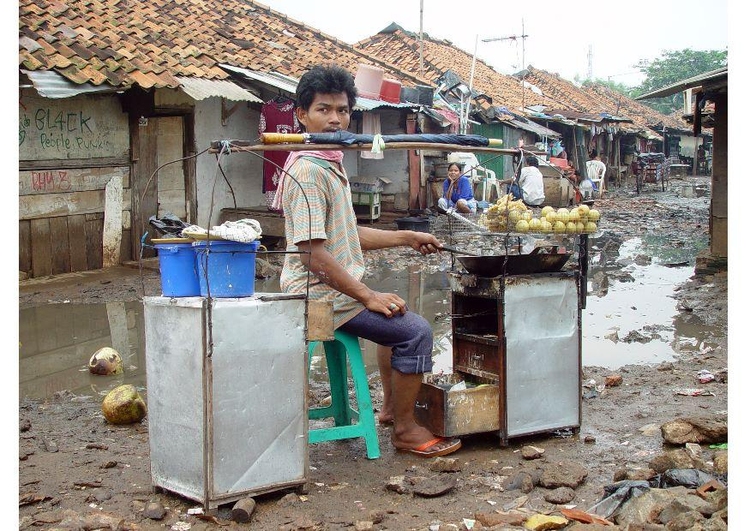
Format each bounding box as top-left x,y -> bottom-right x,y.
18,176 -> 729,530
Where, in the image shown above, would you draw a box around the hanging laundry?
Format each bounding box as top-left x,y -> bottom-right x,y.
259,96 -> 300,211
360,112 -> 384,159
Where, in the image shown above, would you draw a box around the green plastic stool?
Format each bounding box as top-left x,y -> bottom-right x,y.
307,330 -> 381,459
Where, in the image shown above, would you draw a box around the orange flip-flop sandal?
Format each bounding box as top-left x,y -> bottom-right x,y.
399,437 -> 461,457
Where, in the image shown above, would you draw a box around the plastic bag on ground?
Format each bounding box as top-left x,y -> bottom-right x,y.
587,480 -> 651,520
656,468 -> 724,489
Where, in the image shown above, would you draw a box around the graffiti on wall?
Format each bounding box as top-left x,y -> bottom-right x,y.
19,108 -> 105,150
19,91 -> 129,161
30,170 -> 71,192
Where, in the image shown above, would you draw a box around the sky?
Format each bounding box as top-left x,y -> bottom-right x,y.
260,0 -> 730,88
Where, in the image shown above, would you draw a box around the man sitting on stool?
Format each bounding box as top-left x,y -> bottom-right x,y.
500,155 -> 545,207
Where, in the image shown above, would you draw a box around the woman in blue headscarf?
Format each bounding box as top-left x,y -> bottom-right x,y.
437,162 -> 477,214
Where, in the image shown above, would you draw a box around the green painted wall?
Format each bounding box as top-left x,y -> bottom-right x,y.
472,123 -> 506,178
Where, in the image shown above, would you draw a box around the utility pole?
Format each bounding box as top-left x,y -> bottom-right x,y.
419,0 -> 424,78
587,45 -> 593,80
482,19 -> 529,107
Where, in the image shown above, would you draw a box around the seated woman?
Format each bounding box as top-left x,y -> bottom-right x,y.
550,139 -> 567,160
437,162 -> 478,214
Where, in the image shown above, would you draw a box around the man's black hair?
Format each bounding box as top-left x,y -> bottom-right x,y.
295,64 -> 358,112
525,155 -> 539,167
590,149 -> 599,158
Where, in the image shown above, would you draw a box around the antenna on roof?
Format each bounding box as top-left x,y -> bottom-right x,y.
482,19 -> 529,107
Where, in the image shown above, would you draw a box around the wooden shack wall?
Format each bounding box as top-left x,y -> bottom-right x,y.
19,90 -> 131,279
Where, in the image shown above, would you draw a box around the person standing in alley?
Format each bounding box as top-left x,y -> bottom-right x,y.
274,64 -> 461,458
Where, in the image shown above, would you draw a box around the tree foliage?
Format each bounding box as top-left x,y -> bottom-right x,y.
581,78 -> 635,98
631,49 -> 727,114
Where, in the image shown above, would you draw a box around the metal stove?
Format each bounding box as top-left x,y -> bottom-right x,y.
415,234 -> 588,445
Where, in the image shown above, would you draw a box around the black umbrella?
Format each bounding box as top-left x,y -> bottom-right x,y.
261,131 -> 503,147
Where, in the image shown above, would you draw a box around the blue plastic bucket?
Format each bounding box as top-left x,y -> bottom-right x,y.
193,240 -> 259,297
154,241 -> 201,297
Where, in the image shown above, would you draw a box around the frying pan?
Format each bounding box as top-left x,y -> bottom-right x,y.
456,246 -> 571,277
439,244 -> 480,256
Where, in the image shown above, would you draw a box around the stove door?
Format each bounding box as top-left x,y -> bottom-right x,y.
503,275 -> 580,436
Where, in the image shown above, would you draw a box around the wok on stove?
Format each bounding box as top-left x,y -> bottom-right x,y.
456,246 -> 571,277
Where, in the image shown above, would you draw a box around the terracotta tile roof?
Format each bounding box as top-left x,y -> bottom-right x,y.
354,27 -> 539,112
581,83 -> 689,132
521,66 -> 689,133
354,27 -> 686,136
18,0 -> 431,91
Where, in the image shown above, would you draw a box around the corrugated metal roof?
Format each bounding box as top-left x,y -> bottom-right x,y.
176,76 -> 262,103
353,96 -> 417,111
508,118 -> 561,138
220,64 -> 299,94
635,67 -> 728,100
22,69 -> 120,98
219,63 -> 418,110
524,110 -> 578,127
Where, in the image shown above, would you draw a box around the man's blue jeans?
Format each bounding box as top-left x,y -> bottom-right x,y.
507,183 -> 523,201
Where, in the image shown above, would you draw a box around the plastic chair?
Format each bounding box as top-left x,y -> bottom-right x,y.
307,330 -> 381,459
479,172 -> 502,203
585,161 -> 605,198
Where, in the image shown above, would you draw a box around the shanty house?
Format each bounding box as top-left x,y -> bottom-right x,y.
354,25 -> 701,194
354,24 -> 564,184
636,67 -> 727,271
18,0 -> 437,279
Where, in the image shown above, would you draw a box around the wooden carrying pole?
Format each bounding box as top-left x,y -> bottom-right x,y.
210,140 -> 517,156
259,132 -> 505,147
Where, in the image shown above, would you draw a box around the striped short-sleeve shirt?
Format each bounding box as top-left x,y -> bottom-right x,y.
279,156 -> 365,328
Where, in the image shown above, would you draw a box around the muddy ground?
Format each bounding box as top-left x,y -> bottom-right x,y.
18,176 -> 729,530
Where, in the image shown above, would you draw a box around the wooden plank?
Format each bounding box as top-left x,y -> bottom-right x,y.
19,189 -> 105,220
85,214 -> 104,270
30,218 -> 52,277
48,217 -> 71,275
120,227 -> 133,263
156,189 -> 187,218
19,157 -> 130,171
102,173 -> 123,267
19,167 -> 129,196
122,187 -> 132,212
219,208 -> 286,238
132,117 -> 159,259
19,220 -> 32,274
306,300 -> 334,342
184,113 -> 197,224
156,116 -> 184,192
68,214 -> 88,272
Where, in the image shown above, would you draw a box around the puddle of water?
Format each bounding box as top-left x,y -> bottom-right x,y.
19,302 -> 147,401
581,265 -> 691,368
19,237 -> 719,399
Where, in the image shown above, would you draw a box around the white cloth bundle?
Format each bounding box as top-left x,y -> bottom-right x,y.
182,219 -> 262,243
